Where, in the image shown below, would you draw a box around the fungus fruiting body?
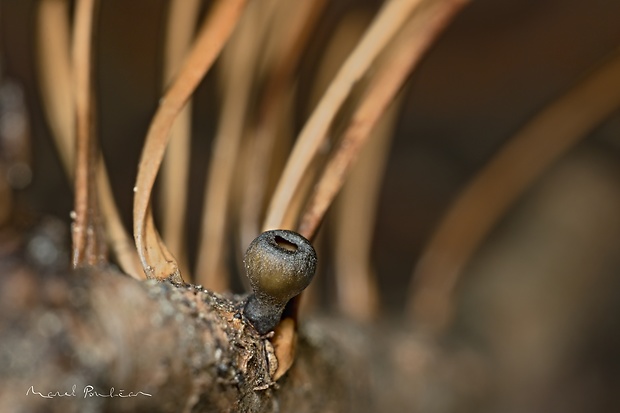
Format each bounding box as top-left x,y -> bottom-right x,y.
243,230 -> 317,334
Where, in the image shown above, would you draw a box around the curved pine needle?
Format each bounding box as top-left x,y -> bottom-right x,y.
298,0 -> 470,241
37,0 -> 142,278
160,0 -> 201,279
71,0 -> 107,268
133,0 -> 247,281
271,0 -> 471,381
262,0 -> 427,232
287,10 -> 373,319
37,0 -> 73,175
311,11 -> 385,322
98,162 -> 144,279
408,51 -> 620,333
239,0 -> 328,251
256,0 -> 302,78
195,1 -> 270,290
333,98 -> 400,322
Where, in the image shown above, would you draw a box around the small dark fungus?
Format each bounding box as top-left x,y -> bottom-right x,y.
243,230 -> 317,334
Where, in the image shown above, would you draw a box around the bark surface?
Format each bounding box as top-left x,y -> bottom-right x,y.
0,244 -> 373,412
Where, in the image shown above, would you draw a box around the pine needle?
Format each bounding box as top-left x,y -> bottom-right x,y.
159,0 -> 201,279
71,0 -> 106,267
133,0 -> 247,281
262,0 -> 428,232
408,51 -> 620,334
298,0 -> 470,241
38,0 -> 142,278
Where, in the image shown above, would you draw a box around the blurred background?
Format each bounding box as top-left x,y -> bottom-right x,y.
1,0 -> 620,412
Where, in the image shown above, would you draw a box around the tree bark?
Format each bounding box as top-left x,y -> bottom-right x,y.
0,219 -> 492,413
0,247 -> 373,412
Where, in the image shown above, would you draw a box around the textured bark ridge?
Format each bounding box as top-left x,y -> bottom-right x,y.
0,259 -> 371,412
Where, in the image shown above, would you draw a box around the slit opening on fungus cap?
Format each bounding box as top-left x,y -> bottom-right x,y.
274,235 -> 298,252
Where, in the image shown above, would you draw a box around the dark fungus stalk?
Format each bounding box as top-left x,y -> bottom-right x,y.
243,230 -> 317,334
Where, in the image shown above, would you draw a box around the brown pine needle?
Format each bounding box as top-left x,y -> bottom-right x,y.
321,11 -> 383,323
133,0 -> 247,281
264,10 -> 371,379
71,0 -> 107,268
290,9 -> 372,319
298,0 -> 470,241
38,0 -> 142,278
408,51 -> 620,334
262,0 -> 428,232
256,0 -> 301,78
239,0 -> 328,251
195,1 -> 266,290
160,0 -> 201,279
98,161 -> 144,279
37,0 -> 73,176
271,0 -> 470,381
334,97 -> 400,322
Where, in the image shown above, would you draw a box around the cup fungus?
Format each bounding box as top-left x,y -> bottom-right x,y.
243,229 -> 317,334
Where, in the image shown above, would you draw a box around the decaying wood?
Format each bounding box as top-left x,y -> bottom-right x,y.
0,259 -> 374,412
0,255 -> 492,412
0,216 -> 491,412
